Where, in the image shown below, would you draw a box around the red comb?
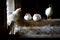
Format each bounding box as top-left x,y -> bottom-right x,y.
48,4 -> 52,7
18,8 -> 21,9
25,13 -> 28,16
18,8 -> 22,12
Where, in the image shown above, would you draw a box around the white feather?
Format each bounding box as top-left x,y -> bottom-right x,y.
7,13 -> 14,26
7,8 -> 20,26
24,14 -> 32,21
45,7 -> 52,17
33,14 -> 41,21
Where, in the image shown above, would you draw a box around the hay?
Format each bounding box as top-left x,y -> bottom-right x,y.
15,19 -> 60,27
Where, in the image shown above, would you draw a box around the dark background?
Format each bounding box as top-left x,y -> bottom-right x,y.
20,0 -> 60,19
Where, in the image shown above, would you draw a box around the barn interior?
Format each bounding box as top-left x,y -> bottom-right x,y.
0,0 -> 60,38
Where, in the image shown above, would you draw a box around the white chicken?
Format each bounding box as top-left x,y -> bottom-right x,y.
24,13 -> 32,21
7,8 -> 22,26
45,4 -> 53,19
33,13 -> 41,21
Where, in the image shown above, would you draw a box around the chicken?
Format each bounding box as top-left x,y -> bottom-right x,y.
24,13 -> 32,21
7,8 -> 22,26
33,13 -> 41,21
45,4 -> 53,19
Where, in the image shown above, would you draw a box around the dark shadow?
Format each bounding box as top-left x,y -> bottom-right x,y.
21,0 -> 60,19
